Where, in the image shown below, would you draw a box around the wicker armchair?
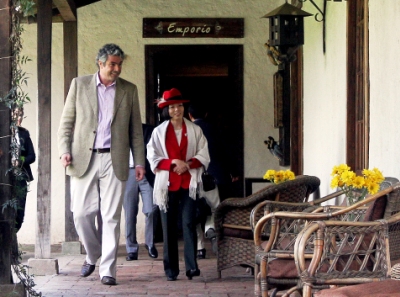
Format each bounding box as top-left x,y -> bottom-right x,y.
253,178 -> 399,297
295,179 -> 400,296
295,181 -> 400,297
214,175 -> 320,278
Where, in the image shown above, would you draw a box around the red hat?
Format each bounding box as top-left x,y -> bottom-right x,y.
157,88 -> 189,109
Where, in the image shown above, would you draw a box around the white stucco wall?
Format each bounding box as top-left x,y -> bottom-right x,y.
302,1 -> 347,195
18,0 -> 285,244
302,0 -> 400,195
369,0 -> 400,178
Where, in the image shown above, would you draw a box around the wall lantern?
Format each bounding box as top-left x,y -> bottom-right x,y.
262,1 -> 312,50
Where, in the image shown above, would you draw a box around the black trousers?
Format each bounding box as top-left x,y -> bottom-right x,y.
160,188 -> 198,278
11,179 -> 28,261
15,179 -> 28,232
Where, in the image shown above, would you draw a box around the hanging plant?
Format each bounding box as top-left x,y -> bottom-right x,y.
0,1 -> 41,296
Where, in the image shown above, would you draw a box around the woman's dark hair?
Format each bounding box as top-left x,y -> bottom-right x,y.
160,103 -> 190,122
160,106 -> 171,121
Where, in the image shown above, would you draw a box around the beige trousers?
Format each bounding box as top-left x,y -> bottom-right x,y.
71,153 -> 126,279
197,185 -> 220,250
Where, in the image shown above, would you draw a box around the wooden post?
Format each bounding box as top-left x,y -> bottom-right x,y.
35,0 -> 52,259
279,61 -> 291,166
63,20 -> 79,242
290,46 -> 303,175
0,0 -> 13,284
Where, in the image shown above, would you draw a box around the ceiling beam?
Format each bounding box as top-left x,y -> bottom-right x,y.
52,0 -> 76,21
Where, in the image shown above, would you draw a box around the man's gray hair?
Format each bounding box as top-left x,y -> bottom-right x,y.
96,43 -> 125,68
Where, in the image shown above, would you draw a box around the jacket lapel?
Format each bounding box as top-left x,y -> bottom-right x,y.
112,78 -> 126,123
86,74 -> 98,117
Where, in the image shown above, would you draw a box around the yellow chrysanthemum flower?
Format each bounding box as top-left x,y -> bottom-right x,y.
367,183 -> 380,195
372,168 -> 385,183
263,169 -> 295,184
341,170 -> 355,185
274,171 -> 284,184
263,169 -> 275,180
330,164 -> 384,205
284,170 -> 295,180
332,164 -> 351,176
330,176 -> 339,188
352,176 -> 365,189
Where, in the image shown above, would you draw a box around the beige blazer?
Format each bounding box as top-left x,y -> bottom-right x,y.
57,73 -> 145,181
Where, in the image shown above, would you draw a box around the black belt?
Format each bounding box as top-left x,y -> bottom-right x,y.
92,148 -> 110,154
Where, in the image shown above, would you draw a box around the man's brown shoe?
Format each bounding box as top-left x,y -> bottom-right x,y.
101,276 -> 117,286
80,261 -> 95,277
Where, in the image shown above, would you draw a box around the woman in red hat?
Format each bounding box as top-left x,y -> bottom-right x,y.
147,88 -> 210,281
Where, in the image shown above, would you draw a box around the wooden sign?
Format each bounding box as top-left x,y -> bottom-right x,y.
143,18 -> 244,38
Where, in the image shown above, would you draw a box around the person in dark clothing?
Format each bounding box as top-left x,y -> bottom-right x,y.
123,123 -> 158,261
188,104 -> 239,259
12,107 -> 36,232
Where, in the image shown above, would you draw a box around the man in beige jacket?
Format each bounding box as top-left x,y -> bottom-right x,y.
57,44 -> 145,286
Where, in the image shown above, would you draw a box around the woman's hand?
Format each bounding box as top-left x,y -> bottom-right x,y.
172,159 -> 190,175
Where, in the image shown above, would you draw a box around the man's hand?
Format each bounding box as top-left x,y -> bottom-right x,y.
136,166 -> 145,181
61,153 -> 72,168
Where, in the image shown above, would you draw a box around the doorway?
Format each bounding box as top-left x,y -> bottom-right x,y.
145,44 -> 244,197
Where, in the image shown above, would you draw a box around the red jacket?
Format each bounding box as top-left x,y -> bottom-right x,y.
156,122 -> 202,191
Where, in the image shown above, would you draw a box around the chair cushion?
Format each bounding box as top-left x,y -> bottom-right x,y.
267,258 -> 331,279
314,279 -> 400,297
224,227 -> 269,241
363,195 -> 387,222
268,259 -> 302,278
223,227 -> 253,240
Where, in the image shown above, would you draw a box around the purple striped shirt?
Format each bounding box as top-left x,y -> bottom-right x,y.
94,72 -> 115,149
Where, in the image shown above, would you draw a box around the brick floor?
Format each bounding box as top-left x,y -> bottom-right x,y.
17,240 -> 254,297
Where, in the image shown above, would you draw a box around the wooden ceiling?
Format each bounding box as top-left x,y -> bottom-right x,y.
29,0 -> 101,22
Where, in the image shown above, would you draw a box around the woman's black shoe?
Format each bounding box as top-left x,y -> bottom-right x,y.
197,248 -> 206,259
167,275 -> 177,281
185,269 -> 200,280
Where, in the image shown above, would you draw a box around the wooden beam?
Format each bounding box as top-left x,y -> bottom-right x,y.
53,0 -> 76,21
22,0 -> 101,23
63,20 -> 78,241
36,0 -> 52,259
290,46 -> 304,175
279,63 -> 291,167
346,0 -> 356,170
0,0 -> 13,283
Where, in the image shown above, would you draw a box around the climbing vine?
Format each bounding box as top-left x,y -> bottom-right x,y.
0,0 -> 41,296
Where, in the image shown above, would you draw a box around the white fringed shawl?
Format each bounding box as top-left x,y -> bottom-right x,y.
146,118 -> 210,212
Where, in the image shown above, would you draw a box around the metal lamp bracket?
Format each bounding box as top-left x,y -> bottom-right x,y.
298,0 -> 346,53
299,0 -> 327,52
299,0 -> 326,22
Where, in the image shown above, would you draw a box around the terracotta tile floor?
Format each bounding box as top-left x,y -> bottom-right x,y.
17,240 -> 254,297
